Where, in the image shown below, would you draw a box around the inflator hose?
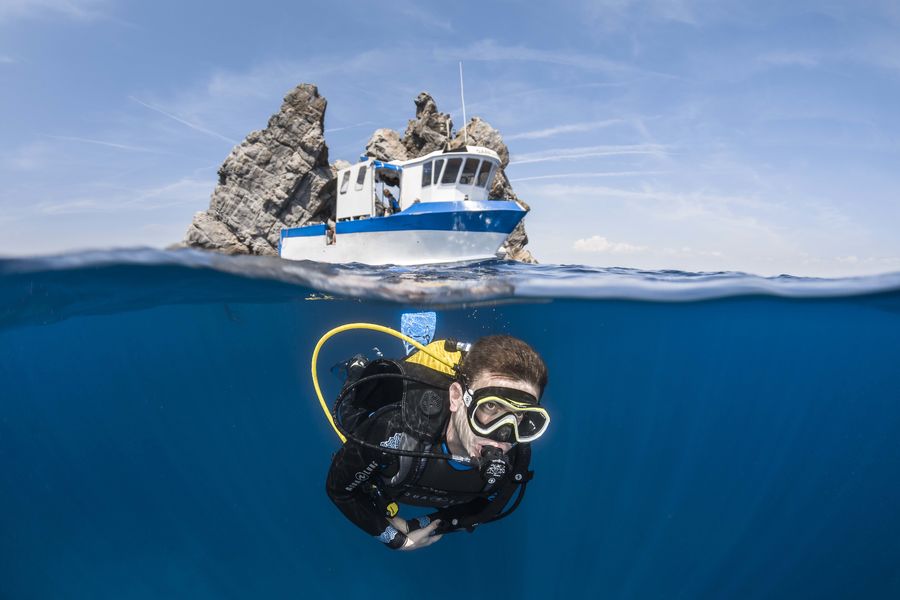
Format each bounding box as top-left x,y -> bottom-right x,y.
311,323 -> 458,443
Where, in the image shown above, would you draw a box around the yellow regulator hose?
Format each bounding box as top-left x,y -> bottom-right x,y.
311,323 -> 457,442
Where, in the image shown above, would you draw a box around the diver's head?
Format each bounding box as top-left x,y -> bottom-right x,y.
458,335 -> 548,398
446,335 -> 548,457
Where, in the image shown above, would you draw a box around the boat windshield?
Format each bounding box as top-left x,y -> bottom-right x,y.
476,162 -> 494,188
460,158 -> 479,184
441,158 -> 463,184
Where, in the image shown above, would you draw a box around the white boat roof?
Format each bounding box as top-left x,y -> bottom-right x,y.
359,145 -> 501,169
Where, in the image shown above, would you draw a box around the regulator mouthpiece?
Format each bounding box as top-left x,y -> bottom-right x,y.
479,446 -> 511,486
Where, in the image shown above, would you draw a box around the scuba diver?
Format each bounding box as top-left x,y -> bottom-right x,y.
316,325 -> 549,551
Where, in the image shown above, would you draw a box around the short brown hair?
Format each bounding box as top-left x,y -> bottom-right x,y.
458,335 -> 548,398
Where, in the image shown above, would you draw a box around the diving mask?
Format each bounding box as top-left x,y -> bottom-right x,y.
462,386 -> 550,444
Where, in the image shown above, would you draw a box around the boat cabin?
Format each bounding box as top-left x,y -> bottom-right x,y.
335,146 -> 501,221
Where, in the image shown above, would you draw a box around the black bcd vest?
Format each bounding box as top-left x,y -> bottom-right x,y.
337,357 -> 534,531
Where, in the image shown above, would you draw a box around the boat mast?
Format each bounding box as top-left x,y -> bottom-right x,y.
459,61 -> 468,146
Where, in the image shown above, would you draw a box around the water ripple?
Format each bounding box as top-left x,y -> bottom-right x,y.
1,248 -> 899,326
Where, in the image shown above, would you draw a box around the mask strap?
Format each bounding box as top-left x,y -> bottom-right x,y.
463,387 -> 474,408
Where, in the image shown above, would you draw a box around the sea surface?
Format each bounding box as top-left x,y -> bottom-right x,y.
2,249 -> 900,599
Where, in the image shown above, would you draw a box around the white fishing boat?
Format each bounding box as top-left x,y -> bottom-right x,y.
279,145 -> 527,265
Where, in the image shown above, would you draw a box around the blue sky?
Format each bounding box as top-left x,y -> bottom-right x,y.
2,0 -> 899,276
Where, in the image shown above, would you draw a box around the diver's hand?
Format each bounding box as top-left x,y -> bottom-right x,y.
398,519 -> 443,551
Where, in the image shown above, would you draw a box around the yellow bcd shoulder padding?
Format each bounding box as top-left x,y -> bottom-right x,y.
404,340 -> 462,378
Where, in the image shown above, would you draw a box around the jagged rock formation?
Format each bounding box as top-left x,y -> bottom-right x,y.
181,85 -> 535,262
365,128 -> 408,162
401,93 -> 455,158
182,84 -> 335,255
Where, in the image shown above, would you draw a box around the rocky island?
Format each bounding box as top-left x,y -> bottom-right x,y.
180,84 -> 535,263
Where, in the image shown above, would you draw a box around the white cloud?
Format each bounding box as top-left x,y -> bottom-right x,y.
202,60 -> 311,101
526,181 -> 792,267
527,182 -> 781,215
510,170 -> 668,183
848,36 -> 900,74
811,254 -> 900,271
392,0 -> 453,33
506,119 -> 625,141
0,0 -> 112,23
663,246 -> 724,258
509,143 -> 668,165
453,81 -> 633,123
199,51 -> 389,103
324,120 -> 378,134
574,235 -> 646,254
128,96 -> 239,144
756,51 -> 820,68
0,55 -> 15,64
146,50 -> 396,144
830,255 -> 900,268
525,179 -> 900,276
42,134 -> 164,154
1,134 -> 183,175
3,140 -> 53,171
36,177 -> 211,215
580,0 -> 701,30
449,40 -> 634,74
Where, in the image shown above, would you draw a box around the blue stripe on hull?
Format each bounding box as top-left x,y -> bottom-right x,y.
281,201 -> 525,240
283,223 -> 326,238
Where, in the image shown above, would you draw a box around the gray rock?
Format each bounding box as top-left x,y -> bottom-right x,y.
182,83 -> 334,255
182,211 -> 249,254
453,116 -> 510,166
331,159 -> 351,177
365,128 -> 408,161
402,93 -> 454,158
500,221 -> 537,264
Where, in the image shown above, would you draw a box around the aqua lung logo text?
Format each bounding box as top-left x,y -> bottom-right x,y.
345,461 -> 379,492
404,492 -> 462,505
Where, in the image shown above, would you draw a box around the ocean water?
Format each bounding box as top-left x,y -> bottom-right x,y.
2,249 -> 900,599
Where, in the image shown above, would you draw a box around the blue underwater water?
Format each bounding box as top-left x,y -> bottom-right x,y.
2,249 -> 900,599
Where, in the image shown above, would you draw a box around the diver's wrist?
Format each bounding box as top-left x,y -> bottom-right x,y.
388,533 -> 408,549
376,524 -> 407,549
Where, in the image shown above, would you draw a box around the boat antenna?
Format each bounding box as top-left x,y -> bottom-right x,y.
459,61 -> 468,147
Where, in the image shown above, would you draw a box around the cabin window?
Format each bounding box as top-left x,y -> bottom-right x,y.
441,158 -> 462,184
422,162 -> 432,187
476,162 -> 494,188
339,171 -> 350,194
460,159 -> 480,185
355,165 -> 367,190
432,159 -> 445,184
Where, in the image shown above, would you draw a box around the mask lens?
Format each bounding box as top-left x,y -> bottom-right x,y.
473,400 -> 520,426
468,390 -> 550,443
518,412 -> 544,437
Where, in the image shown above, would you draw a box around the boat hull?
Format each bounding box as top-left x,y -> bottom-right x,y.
279,201 -> 525,265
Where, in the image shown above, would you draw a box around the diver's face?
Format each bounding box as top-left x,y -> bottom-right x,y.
448,373 -> 540,457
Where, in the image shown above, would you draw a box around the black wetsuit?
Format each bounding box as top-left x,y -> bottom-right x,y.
325,401 -> 529,549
